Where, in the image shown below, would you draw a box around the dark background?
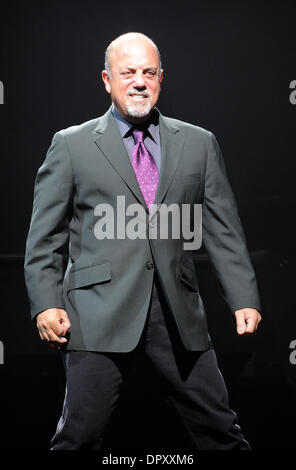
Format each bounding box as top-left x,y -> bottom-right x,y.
0,0 -> 295,451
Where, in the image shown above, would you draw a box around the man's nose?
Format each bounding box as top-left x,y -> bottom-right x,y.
132,71 -> 146,88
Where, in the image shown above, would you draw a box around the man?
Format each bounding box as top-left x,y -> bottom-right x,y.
24,32 -> 262,450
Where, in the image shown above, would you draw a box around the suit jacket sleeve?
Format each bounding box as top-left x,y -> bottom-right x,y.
201,131 -> 262,314
24,131 -> 74,320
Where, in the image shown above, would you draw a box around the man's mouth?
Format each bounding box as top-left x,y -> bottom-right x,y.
128,94 -> 148,101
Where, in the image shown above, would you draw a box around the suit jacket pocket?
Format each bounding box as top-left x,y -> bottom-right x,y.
174,173 -> 201,184
67,260 -> 111,293
179,263 -> 199,292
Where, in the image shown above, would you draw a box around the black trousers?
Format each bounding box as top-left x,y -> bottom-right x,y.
51,273 -> 250,450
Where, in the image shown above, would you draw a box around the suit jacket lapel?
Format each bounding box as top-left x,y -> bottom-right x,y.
93,106 -> 185,215
93,107 -> 146,208
153,110 -> 184,210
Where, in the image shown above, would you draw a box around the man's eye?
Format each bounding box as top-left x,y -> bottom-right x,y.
121,71 -> 132,76
146,71 -> 157,78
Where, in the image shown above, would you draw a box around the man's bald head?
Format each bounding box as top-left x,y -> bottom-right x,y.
104,32 -> 162,78
101,32 -> 163,123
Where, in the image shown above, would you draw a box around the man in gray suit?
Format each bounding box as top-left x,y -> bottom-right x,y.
24,32 -> 262,450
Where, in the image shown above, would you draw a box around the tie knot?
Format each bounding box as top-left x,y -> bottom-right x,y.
132,128 -> 145,144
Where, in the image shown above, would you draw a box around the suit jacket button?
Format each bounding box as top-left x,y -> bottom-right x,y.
146,262 -> 154,270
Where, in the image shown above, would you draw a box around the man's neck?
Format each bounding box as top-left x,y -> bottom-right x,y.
112,104 -> 154,126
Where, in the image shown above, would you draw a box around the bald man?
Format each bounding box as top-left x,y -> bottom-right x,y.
24,32 -> 262,450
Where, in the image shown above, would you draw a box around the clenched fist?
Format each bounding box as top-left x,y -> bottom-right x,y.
234,308 -> 262,335
36,308 -> 71,348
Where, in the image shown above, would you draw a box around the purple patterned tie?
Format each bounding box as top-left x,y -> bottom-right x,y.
131,129 -> 159,211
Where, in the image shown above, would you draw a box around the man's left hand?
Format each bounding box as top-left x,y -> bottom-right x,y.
234,308 -> 262,335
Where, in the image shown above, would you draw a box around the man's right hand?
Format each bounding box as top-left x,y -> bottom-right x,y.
36,308 -> 71,347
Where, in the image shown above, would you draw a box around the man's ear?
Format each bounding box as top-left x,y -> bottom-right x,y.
101,70 -> 111,94
159,69 -> 164,84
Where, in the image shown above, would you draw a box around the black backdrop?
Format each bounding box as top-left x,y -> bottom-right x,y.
0,0 -> 296,452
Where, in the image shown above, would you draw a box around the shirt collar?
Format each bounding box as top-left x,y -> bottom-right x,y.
112,104 -> 159,144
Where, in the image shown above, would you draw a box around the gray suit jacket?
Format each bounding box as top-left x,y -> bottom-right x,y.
24,106 -> 261,352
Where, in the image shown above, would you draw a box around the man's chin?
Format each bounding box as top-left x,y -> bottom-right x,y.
126,103 -> 152,119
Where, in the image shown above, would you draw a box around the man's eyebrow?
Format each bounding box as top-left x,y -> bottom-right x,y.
120,65 -> 158,70
144,67 -> 158,72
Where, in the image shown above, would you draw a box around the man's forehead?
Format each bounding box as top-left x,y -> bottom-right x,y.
111,40 -> 158,60
115,57 -> 158,67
